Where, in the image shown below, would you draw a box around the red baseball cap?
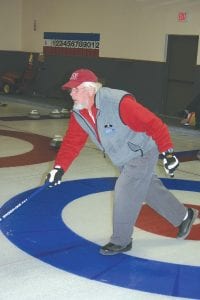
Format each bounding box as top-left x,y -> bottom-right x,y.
62,69 -> 98,90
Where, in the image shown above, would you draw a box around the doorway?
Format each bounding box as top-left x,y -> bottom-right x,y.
164,35 -> 199,116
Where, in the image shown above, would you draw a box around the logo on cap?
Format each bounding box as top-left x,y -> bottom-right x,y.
70,72 -> 79,81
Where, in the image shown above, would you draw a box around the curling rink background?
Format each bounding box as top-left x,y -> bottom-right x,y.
0,98 -> 200,300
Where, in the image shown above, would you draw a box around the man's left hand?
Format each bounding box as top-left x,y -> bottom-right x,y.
161,150 -> 179,177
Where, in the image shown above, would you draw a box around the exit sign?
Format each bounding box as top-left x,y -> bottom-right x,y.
178,11 -> 187,22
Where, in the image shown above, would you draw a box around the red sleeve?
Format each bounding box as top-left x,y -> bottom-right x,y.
119,95 -> 173,152
54,113 -> 88,171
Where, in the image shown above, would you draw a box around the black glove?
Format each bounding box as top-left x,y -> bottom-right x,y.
45,166 -> 64,187
161,149 -> 179,177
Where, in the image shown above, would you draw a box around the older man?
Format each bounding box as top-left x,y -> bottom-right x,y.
46,69 -> 198,255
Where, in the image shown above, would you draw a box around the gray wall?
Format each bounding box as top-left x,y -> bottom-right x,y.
0,51 -> 166,114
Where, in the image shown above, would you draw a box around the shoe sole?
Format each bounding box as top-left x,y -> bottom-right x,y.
99,244 -> 132,256
176,208 -> 199,240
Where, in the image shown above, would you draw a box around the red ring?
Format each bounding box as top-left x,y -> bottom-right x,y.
0,130 -> 56,167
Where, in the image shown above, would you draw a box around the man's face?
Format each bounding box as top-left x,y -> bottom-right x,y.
69,84 -> 94,110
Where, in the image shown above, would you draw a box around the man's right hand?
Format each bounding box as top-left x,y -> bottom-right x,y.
45,166 -> 64,187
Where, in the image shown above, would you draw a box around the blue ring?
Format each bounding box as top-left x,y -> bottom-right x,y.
1,177 -> 200,299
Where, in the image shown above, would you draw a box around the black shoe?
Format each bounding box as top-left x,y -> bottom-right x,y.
176,208 -> 198,239
99,241 -> 132,255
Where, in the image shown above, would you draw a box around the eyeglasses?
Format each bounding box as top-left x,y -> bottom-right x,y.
69,87 -> 87,94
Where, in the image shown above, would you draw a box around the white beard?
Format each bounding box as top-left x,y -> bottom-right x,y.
73,103 -> 85,110
73,100 -> 89,110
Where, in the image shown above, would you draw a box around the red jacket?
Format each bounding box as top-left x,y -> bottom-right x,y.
55,95 -> 173,171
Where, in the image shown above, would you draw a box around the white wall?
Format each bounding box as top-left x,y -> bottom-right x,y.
0,0 -> 22,50
1,0 -> 200,63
